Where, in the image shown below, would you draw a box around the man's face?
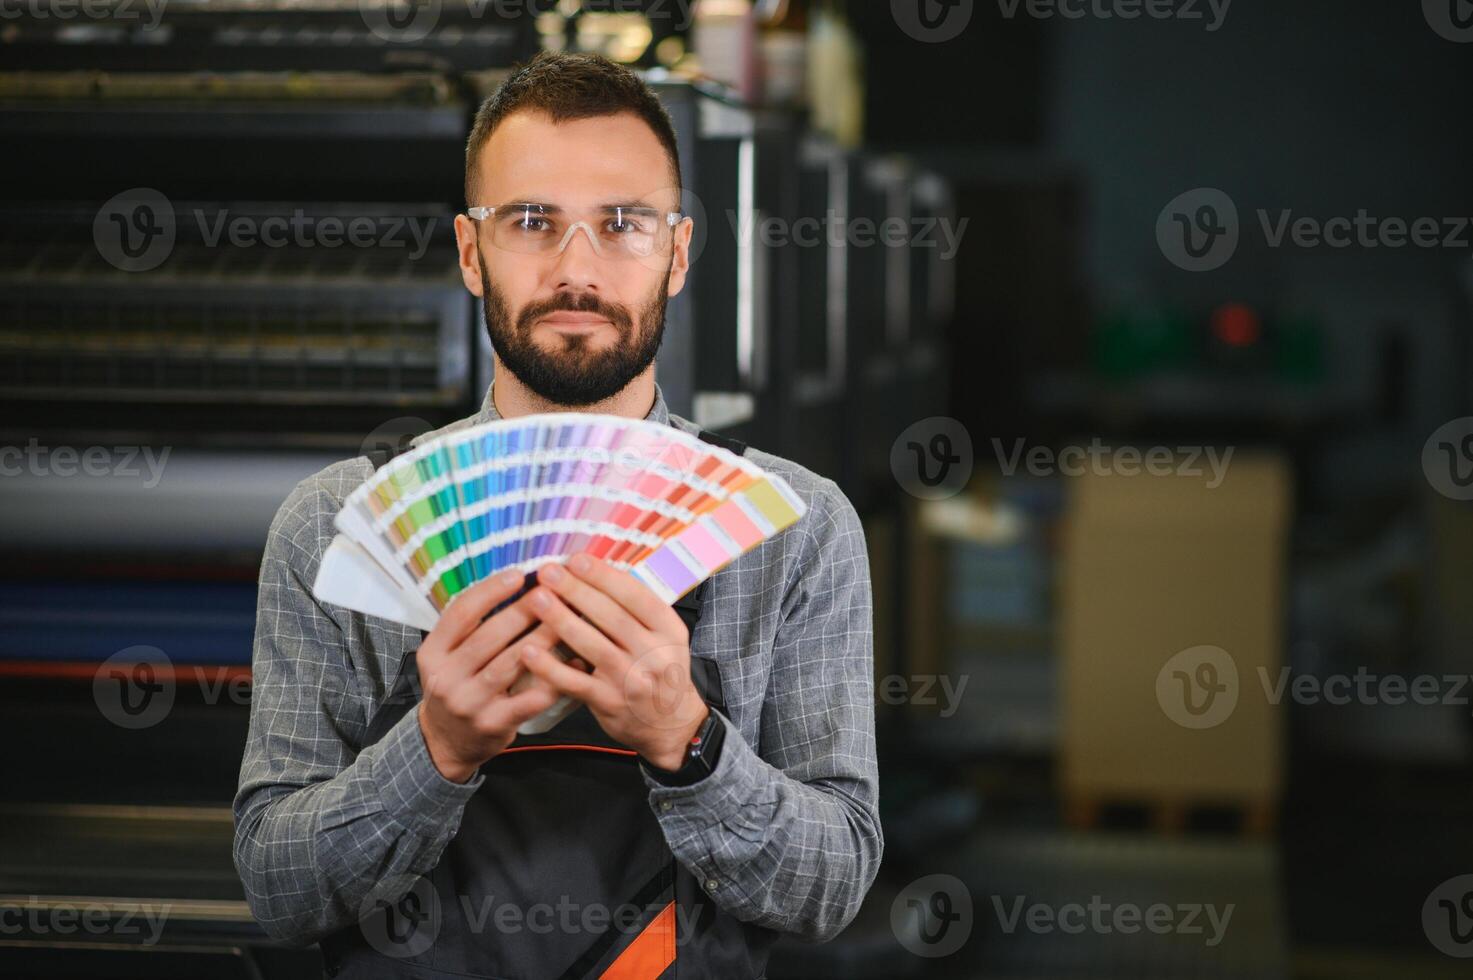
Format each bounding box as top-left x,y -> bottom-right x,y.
455,110 -> 692,407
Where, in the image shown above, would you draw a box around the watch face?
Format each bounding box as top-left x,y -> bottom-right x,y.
646,710 -> 721,785
695,712 -> 720,761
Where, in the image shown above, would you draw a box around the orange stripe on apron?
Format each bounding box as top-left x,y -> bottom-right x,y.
599,900 -> 677,980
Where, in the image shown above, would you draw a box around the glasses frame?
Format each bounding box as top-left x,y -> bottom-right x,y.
464,205 -> 685,261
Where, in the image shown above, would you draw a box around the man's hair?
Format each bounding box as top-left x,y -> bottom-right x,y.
464,51 -> 683,206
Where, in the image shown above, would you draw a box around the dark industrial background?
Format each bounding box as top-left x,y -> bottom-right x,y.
2,1 -> 1471,977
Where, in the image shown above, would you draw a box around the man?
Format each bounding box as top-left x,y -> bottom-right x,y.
234,52 -> 881,979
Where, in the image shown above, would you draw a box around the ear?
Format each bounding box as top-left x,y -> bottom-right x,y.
454,213 -> 484,297
664,215 -> 694,298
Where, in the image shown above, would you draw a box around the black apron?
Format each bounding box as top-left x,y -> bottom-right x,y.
320,428 -> 777,980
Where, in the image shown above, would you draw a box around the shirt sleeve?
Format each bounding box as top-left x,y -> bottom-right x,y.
232,475 -> 482,945
642,478 -> 883,942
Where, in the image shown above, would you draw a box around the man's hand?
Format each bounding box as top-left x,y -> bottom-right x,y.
517,554 -> 710,771
416,571 -> 568,782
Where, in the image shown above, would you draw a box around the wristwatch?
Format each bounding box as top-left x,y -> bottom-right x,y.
641,707 -> 726,787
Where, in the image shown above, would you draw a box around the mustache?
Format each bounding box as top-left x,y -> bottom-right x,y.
518,291 -> 632,332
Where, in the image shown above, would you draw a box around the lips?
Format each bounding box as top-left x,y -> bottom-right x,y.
540,313 -> 611,330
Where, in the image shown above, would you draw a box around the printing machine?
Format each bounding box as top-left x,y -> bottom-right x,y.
903,168 -> 958,426
2,0 -> 543,74
0,5 -> 954,974
769,131 -> 850,490
840,154 -> 956,511
2,7 -> 528,976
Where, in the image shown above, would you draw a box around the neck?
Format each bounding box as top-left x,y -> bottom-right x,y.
490,359 -> 657,420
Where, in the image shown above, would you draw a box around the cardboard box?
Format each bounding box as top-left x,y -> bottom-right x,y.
1058,452 -> 1291,816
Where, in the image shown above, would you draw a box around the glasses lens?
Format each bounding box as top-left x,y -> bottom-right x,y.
491,205 -> 560,254
601,208 -> 660,258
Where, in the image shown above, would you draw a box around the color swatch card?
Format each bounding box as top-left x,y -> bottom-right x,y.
312,413 -> 807,637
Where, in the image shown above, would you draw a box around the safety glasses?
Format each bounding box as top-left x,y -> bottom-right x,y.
466,203 -> 684,262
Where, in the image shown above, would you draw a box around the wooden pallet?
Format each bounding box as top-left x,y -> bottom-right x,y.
1063,794 -> 1277,837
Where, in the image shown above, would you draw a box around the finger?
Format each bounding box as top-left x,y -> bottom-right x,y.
466,620 -> 566,701
513,642 -> 590,677
445,592 -> 549,681
537,563 -> 653,654
505,641 -> 580,697
426,569 -> 529,656
521,644 -> 617,710
475,682 -> 564,735
447,620 -> 583,709
474,639 -> 534,695
526,587 -> 630,675
506,665 -> 551,697
564,554 -> 679,635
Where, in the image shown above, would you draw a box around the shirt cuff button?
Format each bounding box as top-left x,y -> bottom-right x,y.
704,879 -> 719,892
660,801 -> 674,811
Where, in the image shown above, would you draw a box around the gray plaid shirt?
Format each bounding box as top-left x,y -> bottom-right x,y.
233,380 -> 882,947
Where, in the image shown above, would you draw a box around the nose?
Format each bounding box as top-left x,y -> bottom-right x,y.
549,222 -> 604,292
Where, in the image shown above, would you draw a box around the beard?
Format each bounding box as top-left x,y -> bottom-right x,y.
478,252 -> 670,408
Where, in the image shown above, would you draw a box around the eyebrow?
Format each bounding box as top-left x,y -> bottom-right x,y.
492,200 -> 663,213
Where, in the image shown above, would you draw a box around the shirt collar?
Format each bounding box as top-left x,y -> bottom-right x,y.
474,379 -> 672,427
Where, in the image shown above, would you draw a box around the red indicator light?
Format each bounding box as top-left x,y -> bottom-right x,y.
1211,302 -> 1262,347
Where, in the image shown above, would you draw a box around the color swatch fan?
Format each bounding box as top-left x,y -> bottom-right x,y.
312,412 -> 806,636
